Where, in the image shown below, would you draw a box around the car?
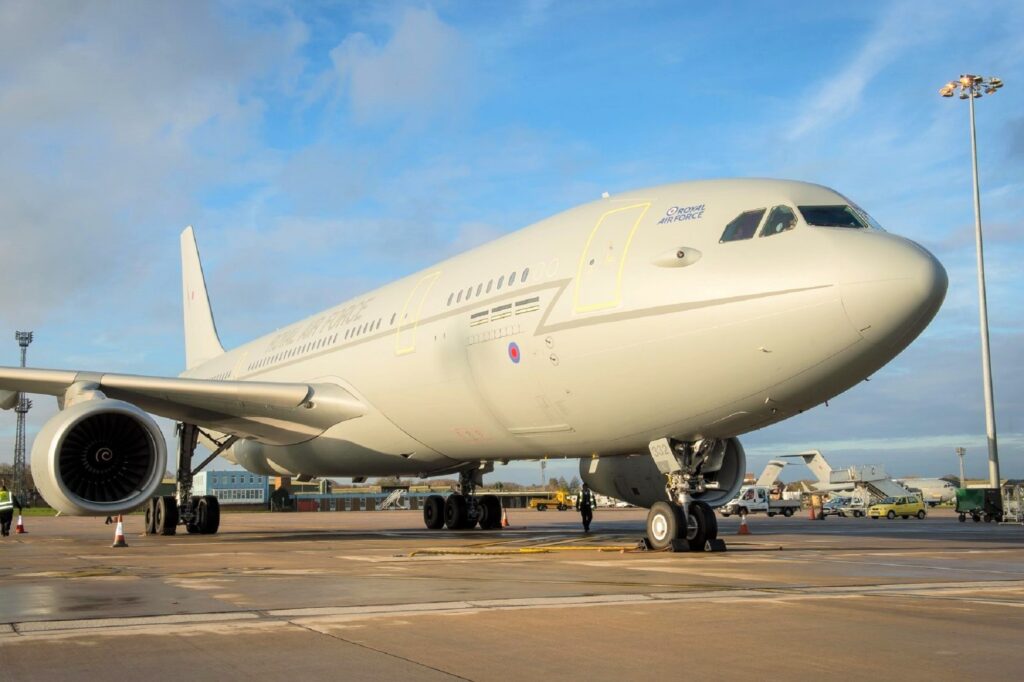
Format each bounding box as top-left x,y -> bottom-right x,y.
868,494 -> 926,520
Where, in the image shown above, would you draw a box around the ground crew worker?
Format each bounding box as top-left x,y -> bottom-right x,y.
0,483 -> 24,537
576,483 -> 595,533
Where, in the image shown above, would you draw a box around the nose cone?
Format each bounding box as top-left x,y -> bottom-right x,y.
839,233 -> 947,348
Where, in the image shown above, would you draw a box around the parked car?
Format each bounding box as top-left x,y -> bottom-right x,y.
868,494 -> 926,520
822,497 -> 866,518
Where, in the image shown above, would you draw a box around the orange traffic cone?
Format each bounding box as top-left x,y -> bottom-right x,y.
501,508 -> 510,528
14,514 -> 26,534
111,515 -> 128,548
737,513 -> 751,535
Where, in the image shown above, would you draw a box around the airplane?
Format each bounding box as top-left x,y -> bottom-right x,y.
0,178 -> 947,551
896,477 -> 958,506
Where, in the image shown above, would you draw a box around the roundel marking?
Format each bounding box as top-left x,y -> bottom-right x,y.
508,342 -> 521,364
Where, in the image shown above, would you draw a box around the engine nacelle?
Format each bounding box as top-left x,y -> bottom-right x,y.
580,438 -> 746,509
31,399 -> 167,515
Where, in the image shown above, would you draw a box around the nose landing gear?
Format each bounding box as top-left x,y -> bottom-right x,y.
646,438 -> 726,552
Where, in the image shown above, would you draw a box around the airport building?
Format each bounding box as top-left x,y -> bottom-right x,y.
194,470 -> 270,506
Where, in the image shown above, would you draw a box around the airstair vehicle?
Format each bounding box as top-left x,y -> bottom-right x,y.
377,488 -> 408,511
782,451 -> 912,503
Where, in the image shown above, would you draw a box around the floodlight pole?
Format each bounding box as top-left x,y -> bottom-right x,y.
956,447 -> 966,489
941,74 -> 1003,490
966,87 -> 999,490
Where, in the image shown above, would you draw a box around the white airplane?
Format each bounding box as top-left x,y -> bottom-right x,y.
896,477 -> 958,506
0,178 -> 947,550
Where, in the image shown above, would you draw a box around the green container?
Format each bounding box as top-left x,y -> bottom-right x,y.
955,488 -> 1001,515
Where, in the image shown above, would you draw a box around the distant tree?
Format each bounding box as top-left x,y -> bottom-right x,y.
569,475 -> 581,491
547,477 -> 559,491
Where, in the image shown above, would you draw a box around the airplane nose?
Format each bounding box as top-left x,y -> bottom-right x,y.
839,234 -> 948,347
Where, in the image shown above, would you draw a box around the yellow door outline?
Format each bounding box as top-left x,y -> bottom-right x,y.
395,271 -> 441,355
573,202 -> 651,313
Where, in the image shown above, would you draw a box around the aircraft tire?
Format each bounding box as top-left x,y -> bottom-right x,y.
155,495 -> 178,536
646,502 -> 682,550
144,498 -> 157,535
685,503 -> 709,551
423,495 -> 445,529
479,495 -> 502,529
196,496 -> 220,534
693,501 -> 717,541
444,494 -> 468,530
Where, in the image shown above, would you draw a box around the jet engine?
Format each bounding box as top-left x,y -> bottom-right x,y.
31,399 -> 167,515
580,437 -> 746,509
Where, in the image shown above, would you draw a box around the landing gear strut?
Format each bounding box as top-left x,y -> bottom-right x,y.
144,423 -> 236,536
423,464 -> 502,531
645,438 -> 725,552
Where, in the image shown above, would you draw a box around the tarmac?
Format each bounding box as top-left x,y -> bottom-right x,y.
1,508 -> 1023,680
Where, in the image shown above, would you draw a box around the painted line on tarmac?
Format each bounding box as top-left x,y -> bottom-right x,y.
7,579 -> 1024,639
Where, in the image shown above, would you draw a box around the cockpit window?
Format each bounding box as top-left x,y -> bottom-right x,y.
798,205 -> 867,229
760,205 -> 797,237
720,209 -> 766,243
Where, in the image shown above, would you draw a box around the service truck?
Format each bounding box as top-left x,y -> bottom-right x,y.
719,485 -> 801,517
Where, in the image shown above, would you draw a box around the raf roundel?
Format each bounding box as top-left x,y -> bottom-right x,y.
508,342 -> 521,364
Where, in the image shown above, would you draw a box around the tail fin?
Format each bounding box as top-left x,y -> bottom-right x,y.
181,226 -> 224,370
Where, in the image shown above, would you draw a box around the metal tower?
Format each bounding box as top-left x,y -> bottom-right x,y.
13,331 -> 33,499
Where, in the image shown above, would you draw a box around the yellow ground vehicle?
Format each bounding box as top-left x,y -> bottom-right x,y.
868,494 -> 926,520
530,491 -> 575,511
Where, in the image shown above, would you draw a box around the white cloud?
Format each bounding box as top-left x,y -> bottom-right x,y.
786,2 -> 948,141
329,7 -> 474,126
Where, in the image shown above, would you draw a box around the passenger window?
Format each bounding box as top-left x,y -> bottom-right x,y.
476,283 -> 483,297
486,279 -> 493,293
457,290 -> 463,303
720,209 -> 766,242
447,293 -> 454,306
465,286 -> 473,301
497,275 -> 505,290
509,271 -> 517,286
522,267 -> 529,283
760,206 -> 797,237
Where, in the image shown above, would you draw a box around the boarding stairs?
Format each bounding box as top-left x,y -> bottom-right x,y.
377,488 -> 407,511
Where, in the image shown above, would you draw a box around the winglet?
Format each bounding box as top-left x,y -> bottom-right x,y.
181,226 -> 224,369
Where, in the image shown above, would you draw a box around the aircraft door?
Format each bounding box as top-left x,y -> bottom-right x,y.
573,202 -> 651,313
395,272 -> 440,356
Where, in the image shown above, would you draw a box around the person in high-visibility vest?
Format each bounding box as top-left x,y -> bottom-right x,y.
0,483 -> 24,537
576,483 -> 596,533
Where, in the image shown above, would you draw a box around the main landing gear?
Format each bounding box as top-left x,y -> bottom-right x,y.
645,437 -> 725,552
423,466 -> 503,531
144,422 -> 237,537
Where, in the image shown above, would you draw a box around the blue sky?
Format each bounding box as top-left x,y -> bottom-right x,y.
1,0 -> 1021,484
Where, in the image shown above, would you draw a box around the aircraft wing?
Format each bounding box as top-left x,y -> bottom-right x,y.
0,366 -> 365,446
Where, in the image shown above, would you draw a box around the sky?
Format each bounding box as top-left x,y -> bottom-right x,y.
0,0 -> 1022,486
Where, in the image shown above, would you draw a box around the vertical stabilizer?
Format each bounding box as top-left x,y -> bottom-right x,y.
181,226 -> 224,369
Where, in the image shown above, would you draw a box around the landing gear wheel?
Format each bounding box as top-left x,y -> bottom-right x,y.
154,495 -> 178,536
479,495 -> 502,529
685,503 -> 710,551
444,494 -> 469,530
423,494 -> 445,529
195,496 -> 220,534
144,498 -> 158,535
692,501 -> 717,541
646,502 -> 682,550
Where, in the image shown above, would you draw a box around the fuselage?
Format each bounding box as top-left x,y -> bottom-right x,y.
183,179 -> 947,479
